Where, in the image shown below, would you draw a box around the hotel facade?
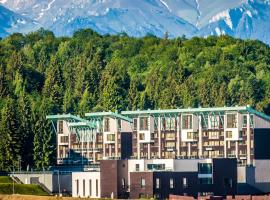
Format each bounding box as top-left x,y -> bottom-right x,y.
45,105 -> 270,198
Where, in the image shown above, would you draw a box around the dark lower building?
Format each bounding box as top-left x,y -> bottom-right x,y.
129,158 -> 237,199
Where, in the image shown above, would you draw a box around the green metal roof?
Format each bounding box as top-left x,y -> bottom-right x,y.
85,111 -> 133,123
46,114 -> 87,122
121,106 -> 270,121
121,106 -> 248,116
247,107 -> 270,121
68,122 -> 96,129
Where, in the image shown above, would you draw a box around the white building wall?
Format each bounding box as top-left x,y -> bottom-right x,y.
72,172 -> 100,198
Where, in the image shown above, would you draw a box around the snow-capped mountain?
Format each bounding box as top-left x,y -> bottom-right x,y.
0,4 -> 36,38
0,0 -> 270,45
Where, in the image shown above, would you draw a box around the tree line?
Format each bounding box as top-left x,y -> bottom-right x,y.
0,28 -> 270,171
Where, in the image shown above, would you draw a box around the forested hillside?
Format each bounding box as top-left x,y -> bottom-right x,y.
0,28 -> 270,171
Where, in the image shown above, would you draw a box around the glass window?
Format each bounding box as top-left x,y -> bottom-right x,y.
122,178 -> 125,189
183,177 -> 188,188
118,119 -> 122,130
201,116 -> 208,129
242,115 -> 247,128
170,178 -> 174,189
133,118 -> 138,130
187,132 -> 197,140
147,164 -> 165,171
209,116 -> 219,129
104,118 -> 110,132
139,133 -> 145,140
156,178 -> 160,189
250,115 -> 254,127
58,120 -> 63,134
227,114 -> 237,128
182,115 -> 192,129
135,164 -> 140,171
107,134 -> 115,142
141,178 -> 146,188
209,131 -> 219,139
198,163 -> 212,174
226,131 -> 233,138
140,117 -> 149,131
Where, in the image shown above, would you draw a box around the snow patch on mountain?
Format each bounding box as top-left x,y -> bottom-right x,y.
159,0 -> 171,12
209,10 -> 233,29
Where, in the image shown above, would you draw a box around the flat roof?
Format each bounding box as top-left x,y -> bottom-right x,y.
85,111 -> 133,123
121,106 -> 270,121
46,114 -> 87,122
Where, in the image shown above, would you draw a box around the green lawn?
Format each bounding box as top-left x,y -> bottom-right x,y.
0,176 -> 48,195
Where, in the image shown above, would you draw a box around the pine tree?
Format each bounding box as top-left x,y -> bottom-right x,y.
0,98 -> 21,171
43,56 -> 64,114
18,90 -> 34,168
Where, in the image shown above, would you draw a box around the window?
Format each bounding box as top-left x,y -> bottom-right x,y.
96,179 -> 99,196
209,131 -> 219,139
226,131 -> 233,138
58,120 -> 63,134
250,115 -> 254,127
147,164 -> 165,171
83,179 -> 85,196
166,133 -> 175,140
141,178 -> 146,188
170,178 -> 174,189
199,178 -> 213,184
121,178 -> 125,189
187,132 -> 197,140
198,163 -> 212,174
165,118 -> 176,130
104,118 -> 110,132
154,118 -> 158,130
242,115 -> 247,128
182,115 -> 192,129
227,114 -> 237,128
76,179 -> 79,195
165,142 -> 175,148
183,177 -> 188,188
209,116 -> 219,129
156,178 -> 160,189
89,179 -> 92,196
139,133 -> 145,140
201,116 -> 208,129
107,134 -> 115,142
133,118 -> 138,130
118,119 -> 122,130
140,117 -> 149,131
60,136 -> 69,143
136,164 -> 140,172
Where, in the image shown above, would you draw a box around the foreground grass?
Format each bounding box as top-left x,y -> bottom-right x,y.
0,177 -> 12,184
0,194 -> 104,200
0,183 -> 48,196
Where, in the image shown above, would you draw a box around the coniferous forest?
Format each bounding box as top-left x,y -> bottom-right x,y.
0,28 -> 270,171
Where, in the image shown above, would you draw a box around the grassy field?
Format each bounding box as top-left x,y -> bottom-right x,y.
0,195 -> 102,200
0,176 -> 48,196
0,177 -> 12,184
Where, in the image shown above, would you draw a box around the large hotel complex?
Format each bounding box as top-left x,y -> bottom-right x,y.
50,106 -> 269,165
15,106 -> 270,199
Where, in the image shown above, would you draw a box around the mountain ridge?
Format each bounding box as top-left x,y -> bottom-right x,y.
0,0 -> 270,45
